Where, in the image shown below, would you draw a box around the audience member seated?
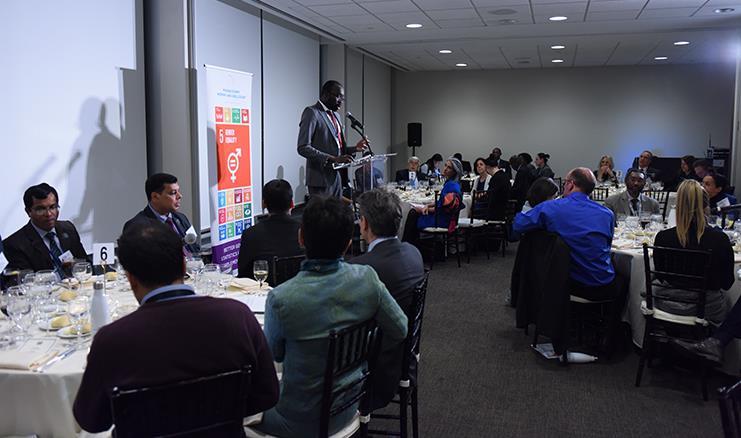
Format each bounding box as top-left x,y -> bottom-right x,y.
485,158 -> 512,221
349,189 -> 424,410
594,155 -> 618,185
522,177 -> 559,212
3,183 -> 87,278
511,153 -> 537,208
401,158 -> 463,246
534,153 -> 555,179
489,147 -> 512,180
604,169 -> 660,218
471,157 -> 491,193
703,173 -> 737,220
123,173 -> 200,255
693,159 -> 714,179
73,221 -> 279,433
679,155 -> 701,183
253,196 -> 407,437
453,153 -> 472,175
420,153 -> 443,179
632,150 -> 660,185
513,168 -> 625,344
354,160 -> 385,194
395,156 -> 427,185
652,180 -> 734,325
237,179 -> 303,280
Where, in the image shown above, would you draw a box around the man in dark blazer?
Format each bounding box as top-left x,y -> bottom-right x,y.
486,158 -> 512,221
394,156 -> 427,184
237,179 -> 303,281
349,189 -> 425,410
123,173 -> 200,255
631,150 -> 661,185
354,161 -> 385,194
73,220 -> 279,434
490,147 -> 512,180
3,183 -> 87,277
297,80 -> 368,198
511,152 -> 537,208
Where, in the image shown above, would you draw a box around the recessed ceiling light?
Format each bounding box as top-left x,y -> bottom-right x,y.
439,49 -> 452,54
551,45 -> 566,50
456,63 -> 468,67
405,23 -> 423,28
714,7 -> 735,13
654,56 -> 668,61
552,59 -> 564,63
673,41 -> 690,46
549,16 -> 568,21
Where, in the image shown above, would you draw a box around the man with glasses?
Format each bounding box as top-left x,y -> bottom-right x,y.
297,80 -> 368,198
3,183 -> 87,277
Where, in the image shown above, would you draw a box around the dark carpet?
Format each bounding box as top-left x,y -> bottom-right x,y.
371,244 -> 737,438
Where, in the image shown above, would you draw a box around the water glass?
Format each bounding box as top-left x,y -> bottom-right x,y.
200,264 -> 221,295
72,262 -> 92,292
253,260 -> 269,289
650,214 -> 663,231
186,256 -> 204,281
6,287 -> 33,341
68,295 -> 90,346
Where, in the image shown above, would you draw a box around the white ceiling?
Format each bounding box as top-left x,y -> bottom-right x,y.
256,0 -> 741,71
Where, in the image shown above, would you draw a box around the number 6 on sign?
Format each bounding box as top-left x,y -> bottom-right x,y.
93,243 -> 115,266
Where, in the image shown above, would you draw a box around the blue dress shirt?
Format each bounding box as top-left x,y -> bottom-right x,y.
513,192 -> 615,286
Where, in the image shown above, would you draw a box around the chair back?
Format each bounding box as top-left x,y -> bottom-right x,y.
590,187 -> 610,202
553,177 -> 563,194
642,243 -> 712,320
719,379 -> 741,438
272,254 -> 306,286
110,366 -> 252,438
470,190 -> 491,222
643,190 -> 670,220
401,272 -> 430,381
320,319 -> 381,437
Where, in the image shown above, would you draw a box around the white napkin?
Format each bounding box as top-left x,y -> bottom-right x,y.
0,338 -> 59,371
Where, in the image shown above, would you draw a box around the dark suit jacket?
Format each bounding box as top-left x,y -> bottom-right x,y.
348,238 -> 424,410
123,206 -> 200,254
394,169 -> 427,183
512,163 -> 536,204
3,221 -> 87,273
487,169 -> 512,221
236,214 -> 303,280
297,102 -> 353,189
497,159 -> 513,180
73,294 -> 279,433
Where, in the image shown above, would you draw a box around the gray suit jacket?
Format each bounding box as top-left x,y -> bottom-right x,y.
604,191 -> 660,217
297,102 -> 352,188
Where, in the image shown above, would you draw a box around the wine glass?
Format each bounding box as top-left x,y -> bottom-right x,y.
185,256 -> 204,281
200,264 -> 221,295
67,295 -> 90,346
72,262 -> 92,293
6,287 -> 33,342
253,260 -> 269,289
650,214 -> 663,232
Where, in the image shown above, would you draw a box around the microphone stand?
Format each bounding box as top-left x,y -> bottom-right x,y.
349,121 -> 374,156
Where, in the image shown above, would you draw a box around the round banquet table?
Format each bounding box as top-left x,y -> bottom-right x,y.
611,230 -> 741,376
0,278 -> 268,438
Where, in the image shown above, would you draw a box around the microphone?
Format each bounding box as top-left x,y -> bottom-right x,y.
714,203 -> 741,214
346,112 -> 364,130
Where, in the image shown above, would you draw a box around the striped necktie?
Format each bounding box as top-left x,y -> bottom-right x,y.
45,232 -> 65,275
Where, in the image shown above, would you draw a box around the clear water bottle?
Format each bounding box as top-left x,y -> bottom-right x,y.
90,280 -> 111,334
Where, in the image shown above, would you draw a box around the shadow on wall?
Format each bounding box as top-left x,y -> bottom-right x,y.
297,165 -> 307,203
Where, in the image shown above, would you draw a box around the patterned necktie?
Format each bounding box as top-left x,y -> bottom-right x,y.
630,198 -> 639,216
327,111 -> 343,153
45,231 -> 65,275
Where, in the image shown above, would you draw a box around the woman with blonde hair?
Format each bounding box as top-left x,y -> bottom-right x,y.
593,155 -> 618,184
652,179 -> 734,323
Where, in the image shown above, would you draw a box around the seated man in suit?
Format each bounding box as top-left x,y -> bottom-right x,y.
349,189 -> 424,410
354,160 -> 384,194
123,173 -> 200,255
3,183 -> 87,278
252,196 -> 407,437
237,179 -> 303,281
73,220 -> 279,433
631,150 -> 661,185
395,156 -> 427,185
604,169 -> 660,218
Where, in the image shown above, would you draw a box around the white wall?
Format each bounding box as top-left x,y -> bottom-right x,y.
391,64 -> 737,178
263,15 -> 320,204
0,0 -> 147,258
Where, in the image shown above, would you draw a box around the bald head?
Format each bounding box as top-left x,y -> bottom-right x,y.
565,167 -> 596,196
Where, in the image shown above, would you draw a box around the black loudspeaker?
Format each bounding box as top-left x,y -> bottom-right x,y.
407,123 -> 422,147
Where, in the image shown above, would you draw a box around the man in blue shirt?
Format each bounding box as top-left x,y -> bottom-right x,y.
514,167 -> 625,348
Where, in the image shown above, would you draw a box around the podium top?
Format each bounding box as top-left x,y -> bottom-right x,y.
332,153 -> 397,170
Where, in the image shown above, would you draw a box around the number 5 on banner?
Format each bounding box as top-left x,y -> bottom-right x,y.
93,243 -> 115,266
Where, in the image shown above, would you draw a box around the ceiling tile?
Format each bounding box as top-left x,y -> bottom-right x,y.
588,0 -> 646,12
426,8 -> 481,20
435,18 -> 487,28
375,11 -> 436,23
329,14 -> 387,25
413,0 -> 476,10
695,4 -> 741,16
471,0 -> 531,6
638,7 -> 698,18
309,3 -> 369,16
644,0 -> 705,8
531,2 -> 588,16
289,0 -> 354,5
357,0 -> 420,14
586,10 -> 640,20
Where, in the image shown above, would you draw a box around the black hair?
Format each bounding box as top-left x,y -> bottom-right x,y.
263,179 -> 293,213
425,153 -> 443,166
537,153 -> 550,163
568,168 -> 596,195
301,196 -> 354,259
624,168 -> 646,184
484,157 -> 498,167
518,153 -> 532,164
527,177 -> 559,207
473,157 -> 487,174
145,173 -> 178,201
706,173 -> 728,191
321,80 -> 342,96
23,183 -> 59,211
358,189 -> 402,238
693,159 -> 713,172
118,221 -> 185,288
681,155 -> 696,168
453,153 -> 463,160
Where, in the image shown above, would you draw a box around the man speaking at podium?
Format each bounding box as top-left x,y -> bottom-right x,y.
297,80 -> 368,198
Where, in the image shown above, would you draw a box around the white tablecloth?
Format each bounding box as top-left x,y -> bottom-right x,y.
395,189 -> 472,238
613,246 -> 741,375
0,283 -> 268,438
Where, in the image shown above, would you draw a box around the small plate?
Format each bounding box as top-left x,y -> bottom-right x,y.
56,325 -> 92,339
40,315 -> 72,331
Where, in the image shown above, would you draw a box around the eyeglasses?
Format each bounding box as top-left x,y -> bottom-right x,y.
30,205 -> 60,215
